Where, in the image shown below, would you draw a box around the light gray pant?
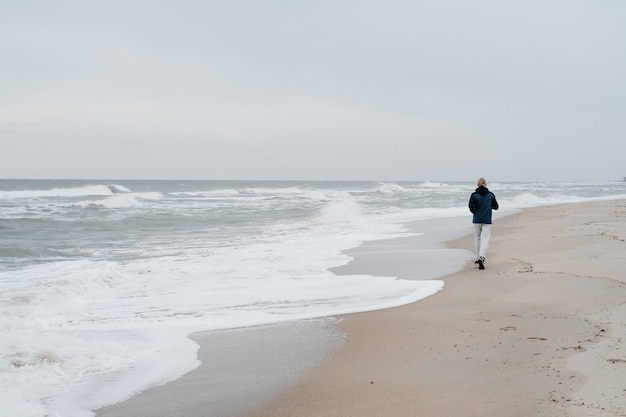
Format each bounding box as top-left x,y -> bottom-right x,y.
474,223 -> 492,260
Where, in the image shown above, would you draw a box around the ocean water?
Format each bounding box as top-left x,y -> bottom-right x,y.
1,179 -> 625,417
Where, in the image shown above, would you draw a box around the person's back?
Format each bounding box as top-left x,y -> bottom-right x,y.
468,178 -> 499,269
469,186 -> 498,224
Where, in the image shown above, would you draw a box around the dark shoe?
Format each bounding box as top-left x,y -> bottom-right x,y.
477,258 -> 485,270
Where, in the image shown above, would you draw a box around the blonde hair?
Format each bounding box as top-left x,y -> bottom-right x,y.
477,177 -> 487,187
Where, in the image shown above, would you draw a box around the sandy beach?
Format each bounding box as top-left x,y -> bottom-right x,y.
98,199 -> 626,417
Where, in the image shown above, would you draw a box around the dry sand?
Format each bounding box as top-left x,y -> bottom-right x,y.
98,200 -> 626,417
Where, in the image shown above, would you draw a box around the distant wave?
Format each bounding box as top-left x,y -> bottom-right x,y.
419,181 -> 452,188
374,182 -> 409,194
70,195 -> 142,209
503,191 -> 626,207
60,192 -> 163,210
172,189 -> 242,197
107,184 -> 132,194
373,181 -> 459,194
0,184 -> 132,199
172,186 -> 331,202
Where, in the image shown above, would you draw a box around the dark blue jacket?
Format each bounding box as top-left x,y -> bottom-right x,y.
469,186 -> 499,224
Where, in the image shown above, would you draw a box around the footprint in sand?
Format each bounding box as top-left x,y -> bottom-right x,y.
511,258 -> 533,273
561,345 -> 586,351
500,326 -> 517,331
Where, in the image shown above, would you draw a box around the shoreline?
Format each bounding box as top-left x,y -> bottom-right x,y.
251,199 -> 626,417
95,214 -> 475,417
97,200 -> 626,417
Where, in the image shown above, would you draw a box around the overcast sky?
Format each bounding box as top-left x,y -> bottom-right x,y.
1,1 -> 625,181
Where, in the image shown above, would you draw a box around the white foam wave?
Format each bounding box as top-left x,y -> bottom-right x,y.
316,197 -> 363,223
0,229 -> 447,416
507,192 -> 586,207
0,185 -> 116,199
419,181 -> 451,188
135,192 -> 163,201
172,189 -> 241,197
374,182 -> 409,194
239,186 -> 308,196
97,195 -> 143,209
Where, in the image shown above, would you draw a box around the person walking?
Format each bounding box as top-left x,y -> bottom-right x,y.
469,177 -> 499,270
